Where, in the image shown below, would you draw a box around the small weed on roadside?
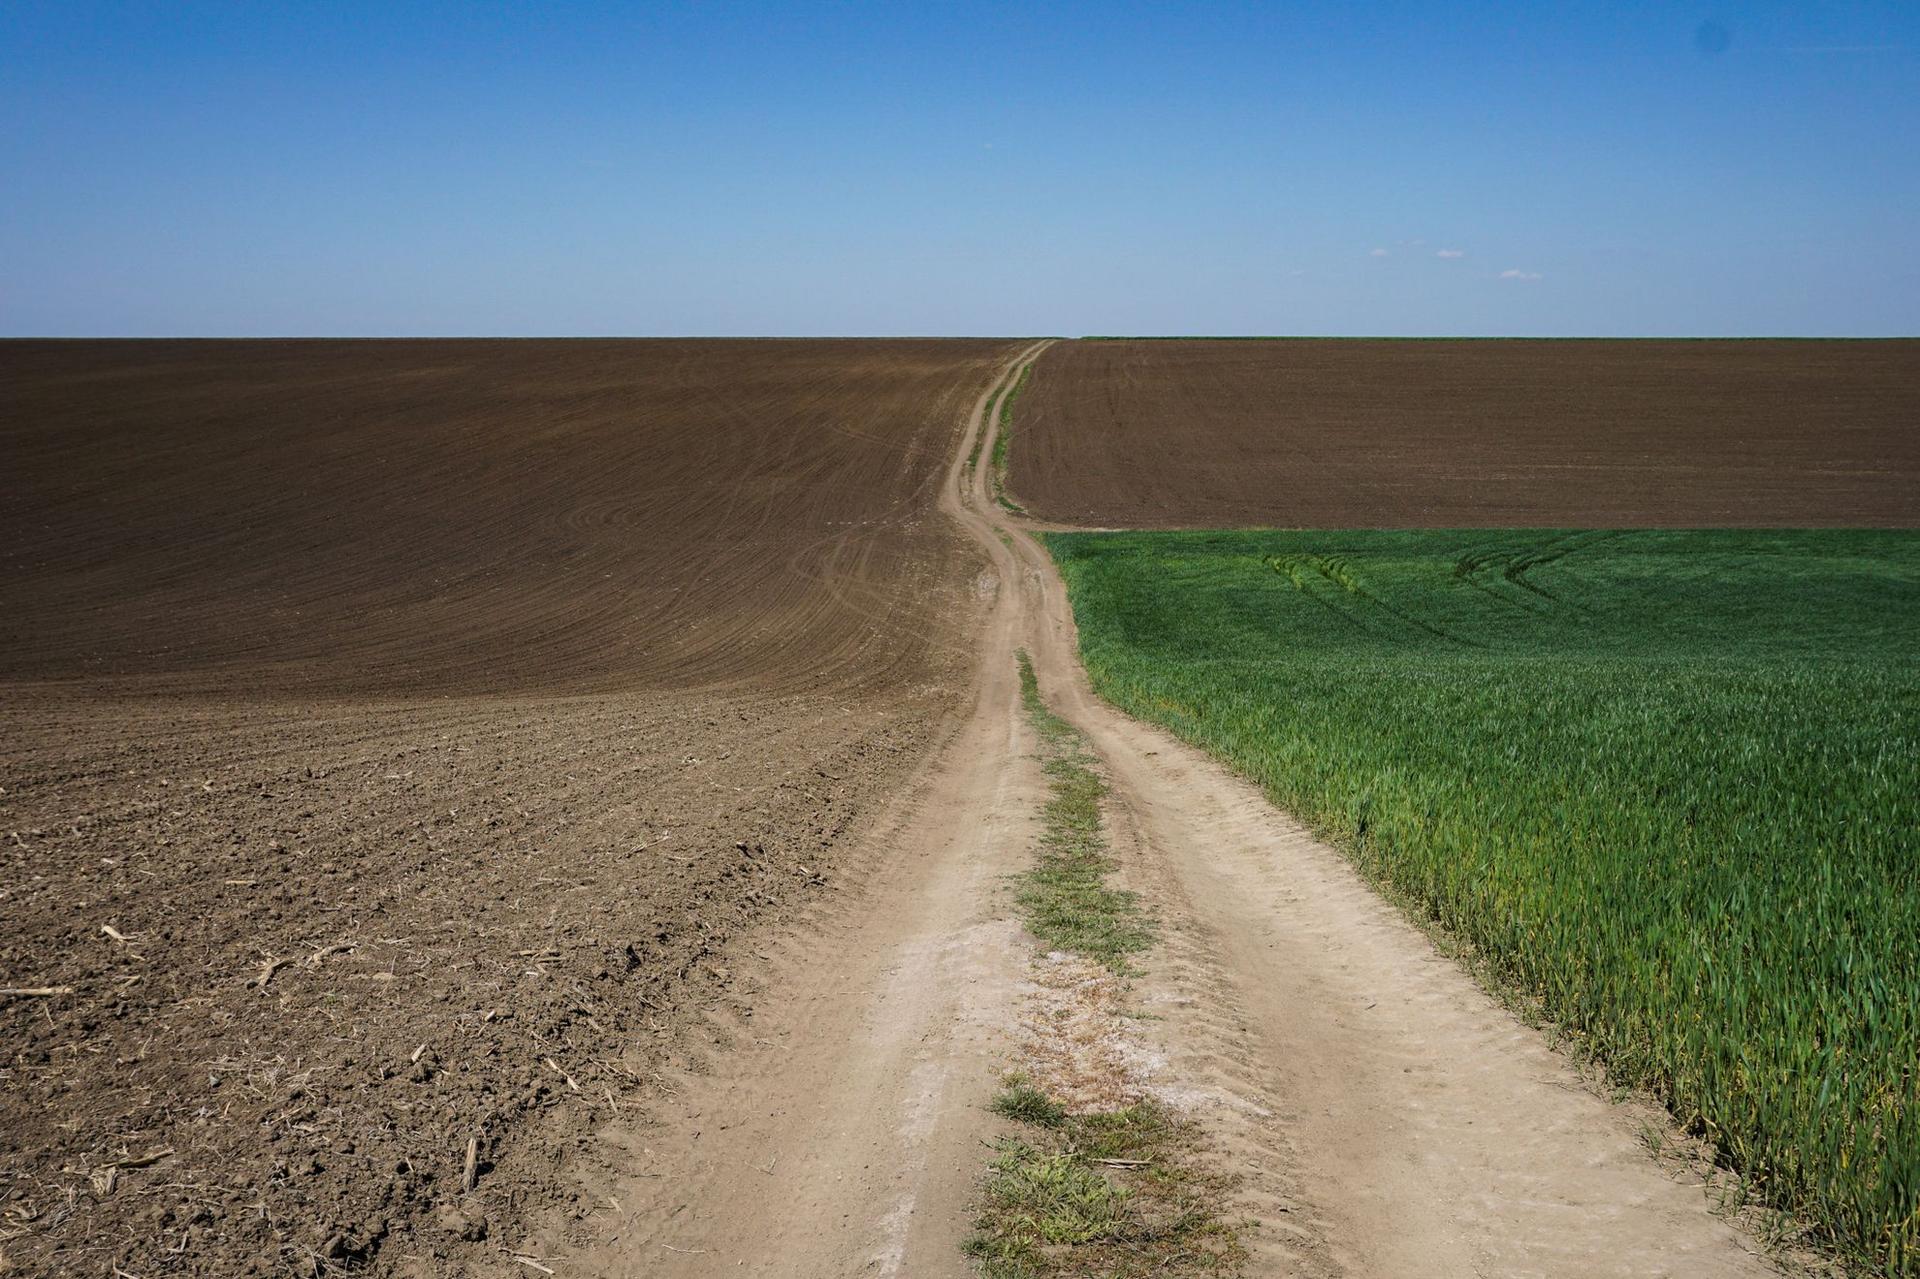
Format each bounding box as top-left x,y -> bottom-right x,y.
991,1076 -> 1069,1128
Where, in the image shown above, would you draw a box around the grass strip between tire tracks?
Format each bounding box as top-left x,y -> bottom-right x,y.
964,654 -> 1242,1278
969,382 -> 1003,483
990,362 -> 1034,514
1009,652 -> 1153,973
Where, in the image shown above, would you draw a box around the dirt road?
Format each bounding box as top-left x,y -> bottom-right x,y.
574,341 -> 1055,1276
602,342 -> 1788,1277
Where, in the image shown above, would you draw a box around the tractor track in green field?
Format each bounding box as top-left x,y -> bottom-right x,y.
1272,552 -> 1476,644
1452,529 -> 1623,615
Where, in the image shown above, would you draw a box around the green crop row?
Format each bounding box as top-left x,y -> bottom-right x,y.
1044,528 -> 1920,1274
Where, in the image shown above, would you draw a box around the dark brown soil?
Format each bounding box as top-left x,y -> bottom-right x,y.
1007,339 -> 1920,527
0,339 -> 1013,1277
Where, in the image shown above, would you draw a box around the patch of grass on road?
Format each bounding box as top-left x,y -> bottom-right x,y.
990,1077 -> 1070,1128
1045,527 -> 1920,1275
966,660 -> 1239,1278
968,1081 -> 1244,1279
1012,653 -> 1153,972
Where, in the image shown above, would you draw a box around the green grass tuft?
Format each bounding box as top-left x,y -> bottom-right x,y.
967,1098 -> 1245,1278
979,1143 -> 1133,1245
992,1078 -> 1069,1129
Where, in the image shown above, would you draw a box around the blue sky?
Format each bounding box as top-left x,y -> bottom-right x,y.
2,2 -> 1915,336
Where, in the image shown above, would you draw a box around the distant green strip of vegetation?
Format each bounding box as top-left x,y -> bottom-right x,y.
969,383 -> 1003,479
1012,652 -> 1153,972
1044,528 -> 1920,1275
991,361 -> 1034,512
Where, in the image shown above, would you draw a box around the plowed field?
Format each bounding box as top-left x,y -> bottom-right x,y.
0,339 -> 1013,1277
1007,339 -> 1920,527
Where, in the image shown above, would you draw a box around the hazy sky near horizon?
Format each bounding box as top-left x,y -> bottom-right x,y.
3,2 -> 1916,337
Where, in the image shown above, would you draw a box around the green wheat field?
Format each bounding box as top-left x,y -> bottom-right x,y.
1046,528 -> 1919,1271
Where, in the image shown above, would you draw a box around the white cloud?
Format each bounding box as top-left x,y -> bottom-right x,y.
1500,268 -> 1543,281
1369,247 -> 1390,257
1437,248 -> 1465,259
